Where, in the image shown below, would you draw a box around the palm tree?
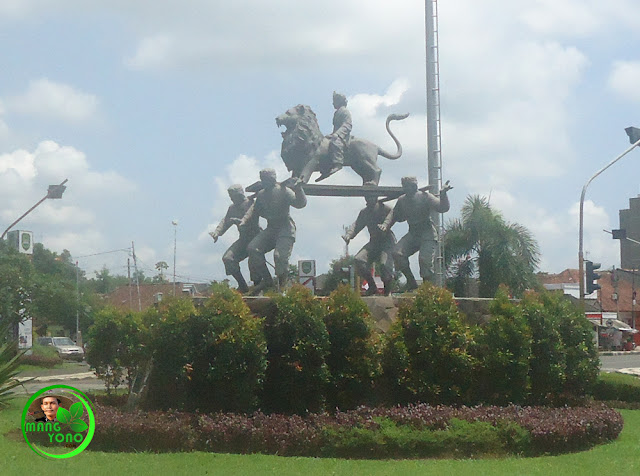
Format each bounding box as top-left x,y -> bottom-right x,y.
444,195 -> 540,298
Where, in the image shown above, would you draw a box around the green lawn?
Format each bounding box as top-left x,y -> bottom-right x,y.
16,362 -> 84,376
1,398 -> 639,476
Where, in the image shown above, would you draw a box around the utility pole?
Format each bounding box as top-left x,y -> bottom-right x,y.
132,241 -> 142,312
75,261 -> 81,346
425,0 -> 444,286
127,258 -> 132,310
172,220 -> 178,296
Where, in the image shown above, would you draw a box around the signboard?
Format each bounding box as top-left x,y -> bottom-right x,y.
298,260 -> 316,277
7,230 -> 34,254
18,318 -> 33,349
299,277 -> 315,294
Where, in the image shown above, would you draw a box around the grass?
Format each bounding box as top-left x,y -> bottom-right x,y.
1,397 -> 639,476
15,362 -> 84,376
598,371 -> 640,387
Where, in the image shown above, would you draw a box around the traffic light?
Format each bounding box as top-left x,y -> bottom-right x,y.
612,229 -> 627,240
585,260 -> 601,294
340,266 -> 351,284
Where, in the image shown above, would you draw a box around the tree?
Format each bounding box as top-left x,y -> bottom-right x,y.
444,195 -> 540,298
0,240 -> 34,332
318,255 -> 356,295
154,261 -> 169,283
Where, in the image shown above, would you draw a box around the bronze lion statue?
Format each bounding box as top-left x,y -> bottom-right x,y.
276,104 -> 409,185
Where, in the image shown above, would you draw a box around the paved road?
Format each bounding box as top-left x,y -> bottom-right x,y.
600,353 -> 640,372
14,378 -> 106,396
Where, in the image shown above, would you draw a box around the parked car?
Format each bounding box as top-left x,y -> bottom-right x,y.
37,336 -> 85,361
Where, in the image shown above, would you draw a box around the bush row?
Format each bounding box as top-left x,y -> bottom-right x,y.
87,283 -> 600,414
592,372 -> 640,403
89,402 -> 623,457
19,344 -> 62,368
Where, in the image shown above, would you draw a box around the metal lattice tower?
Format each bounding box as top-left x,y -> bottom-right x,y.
425,0 -> 445,286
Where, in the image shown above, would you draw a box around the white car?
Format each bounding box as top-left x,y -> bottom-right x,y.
38,336 -> 85,361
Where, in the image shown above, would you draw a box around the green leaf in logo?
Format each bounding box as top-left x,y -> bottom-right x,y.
70,402 -> 84,420
70,420 -> 89,433
57,407 -> 71,424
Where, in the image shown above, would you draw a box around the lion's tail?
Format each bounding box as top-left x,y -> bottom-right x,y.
378,113 -> 410,160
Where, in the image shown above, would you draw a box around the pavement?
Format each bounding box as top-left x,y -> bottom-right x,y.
16,361 -> 98,383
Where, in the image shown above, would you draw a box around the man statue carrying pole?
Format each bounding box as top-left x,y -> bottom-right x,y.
379,177 -> 452,290
240,168 -> 307,294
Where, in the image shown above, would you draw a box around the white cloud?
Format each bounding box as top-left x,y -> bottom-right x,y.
608,61 -> 640,103
0,140 -> 136,268
125,34 -> 175,71
7,79 -> 99,122
519,0 -> 603,37
0,148 -> 36,180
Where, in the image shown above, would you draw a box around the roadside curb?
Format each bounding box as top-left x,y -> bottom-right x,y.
16,372 -> 98,383
615,368 -> 640,377
599,351 -> 640,356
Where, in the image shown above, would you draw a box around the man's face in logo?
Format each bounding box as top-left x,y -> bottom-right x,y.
41,397 -> 59,420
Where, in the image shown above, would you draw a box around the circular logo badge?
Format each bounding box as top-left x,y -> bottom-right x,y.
21,384 -> 96,459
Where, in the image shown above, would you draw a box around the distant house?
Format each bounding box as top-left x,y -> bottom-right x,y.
538,268 -> 639,328
101,282 -> 212,312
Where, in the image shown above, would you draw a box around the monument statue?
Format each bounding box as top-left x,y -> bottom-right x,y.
209,184 -> 261,293
321,91 -> 353,181
240,168 -> 307,294
276,104 -> 409,186
379,177 -> 452,290
342,196 -> 396,295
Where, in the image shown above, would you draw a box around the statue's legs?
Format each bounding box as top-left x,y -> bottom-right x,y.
393,233 -> 420,291
223,240 -> 251,293
274,236 -> 295,288
247,230 -> 277,293
354,245 -> 376,295
316,139 -> 344,181
418,236 -> 437,284
379,245 -> 395,295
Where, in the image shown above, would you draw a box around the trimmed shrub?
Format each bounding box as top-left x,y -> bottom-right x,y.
261,285 -> 330,414
381,283 -> 474,405
520,293 -> 566,405
593,372 -> 640,403
143,297 -> 195,410
184,284 -> 267,413
91,405 -> 198,452
321,417 -> 524,459
87,307 -> 146,394
89,403 -> 622,457
323,285 -> 381,410
19,344 -> 62,368
144,287 -> 266,414
472,287 -> 531,404
542,292 -> 599,399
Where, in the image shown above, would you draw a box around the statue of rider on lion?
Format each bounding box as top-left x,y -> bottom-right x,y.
275,92 -> 409,186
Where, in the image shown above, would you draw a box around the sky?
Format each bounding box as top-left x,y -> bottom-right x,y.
2,0 -> 640,285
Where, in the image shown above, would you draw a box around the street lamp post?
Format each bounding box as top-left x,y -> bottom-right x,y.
172,220 -> 178,296
579,129 -> 640,308
1,179 -> 68,240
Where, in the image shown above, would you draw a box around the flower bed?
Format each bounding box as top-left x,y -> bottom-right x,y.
90,403 -> 623,458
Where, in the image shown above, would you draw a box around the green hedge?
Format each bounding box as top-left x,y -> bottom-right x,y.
90,403 -> 623,458
87,282 -> 604,413
19,344 -> 62,368
593,372 -> 640,403
324,285 -> 380,410
381,283 -> 474,405
261,285 -> 330,414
